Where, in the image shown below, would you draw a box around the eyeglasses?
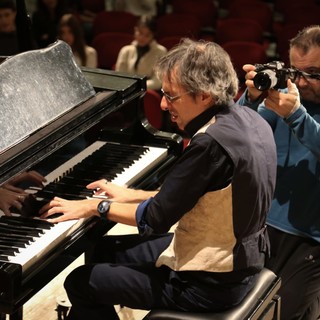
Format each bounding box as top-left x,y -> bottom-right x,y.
160,88 -> 192,103
293,69 -> 320,82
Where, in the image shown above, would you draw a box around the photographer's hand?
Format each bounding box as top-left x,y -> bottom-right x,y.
243,64 -> 264,102
264,80 -> 300,118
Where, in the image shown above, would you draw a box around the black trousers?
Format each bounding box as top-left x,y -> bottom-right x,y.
64,233 -> 255,320
266,226 -> 320,320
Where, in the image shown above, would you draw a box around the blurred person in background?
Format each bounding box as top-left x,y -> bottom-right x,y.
114,0 -> 159,17
58,13 -> 97,67
115,14 -> 167,91
0,0 -> 18,56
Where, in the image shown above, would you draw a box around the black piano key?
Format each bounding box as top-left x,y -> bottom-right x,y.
0,223 -> 43,237
0,226 -> 40,237
0,216 -> 53,229
0,255 -> 9,261
0,239 -> 27,248
0,249 -> 17,256
0,245 -> 20,253
0,234 -> 34,244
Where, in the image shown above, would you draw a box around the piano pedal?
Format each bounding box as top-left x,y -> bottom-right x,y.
55,295 -> 71,320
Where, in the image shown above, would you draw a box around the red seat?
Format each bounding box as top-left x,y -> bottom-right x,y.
226,1 -> 273,33
171,0 -> 218,30
80,0 -> 105,13
91,32 -> 133,70
223,41 -> 268,79
215,18 -> 264,45
222,41 -> 268,98
156,13 -> 201,39
92,11 -> 138,37
158,36 -> 182,50
281,4 -> 320,26
219,0 -> 264,10
275,23 -> 309,67
143,89 -> 163,130
274,0 -> 317,16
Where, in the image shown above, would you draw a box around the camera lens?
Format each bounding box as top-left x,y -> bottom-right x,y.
253,70 -> 278,91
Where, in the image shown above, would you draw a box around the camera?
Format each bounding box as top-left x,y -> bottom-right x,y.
253,61 -> 298,91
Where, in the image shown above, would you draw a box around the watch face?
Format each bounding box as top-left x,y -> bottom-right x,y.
98,200 -> 110,215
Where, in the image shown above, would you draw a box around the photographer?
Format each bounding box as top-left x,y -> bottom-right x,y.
238,25 -> 320,319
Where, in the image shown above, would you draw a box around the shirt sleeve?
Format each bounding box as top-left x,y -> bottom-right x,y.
284,106 -> 320,157
238,90 -> 320,156
136,133 -> 234,236
237,89 -> 280,130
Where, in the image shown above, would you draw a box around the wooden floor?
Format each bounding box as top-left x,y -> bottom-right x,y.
13,224 -> 149,320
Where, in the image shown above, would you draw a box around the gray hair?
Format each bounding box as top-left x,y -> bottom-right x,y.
154,38 -> 239,105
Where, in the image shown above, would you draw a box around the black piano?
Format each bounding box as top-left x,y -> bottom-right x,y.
0,40 -> 183,319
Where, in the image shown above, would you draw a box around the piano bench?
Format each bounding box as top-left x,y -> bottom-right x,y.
143,268 -> 281,320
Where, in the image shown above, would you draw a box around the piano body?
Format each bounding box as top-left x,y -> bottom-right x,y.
0,40 -> 183,319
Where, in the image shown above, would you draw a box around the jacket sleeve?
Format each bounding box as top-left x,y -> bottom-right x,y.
237,89 -> 279,130
284,106 -> 320,158
238,90 -> 320,158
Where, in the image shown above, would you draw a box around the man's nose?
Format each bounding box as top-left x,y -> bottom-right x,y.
160,97 -> 169,111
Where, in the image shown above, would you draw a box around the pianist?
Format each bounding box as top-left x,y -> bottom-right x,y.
39,38 -> 277,320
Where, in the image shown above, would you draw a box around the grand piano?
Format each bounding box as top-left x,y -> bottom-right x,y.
0,40 -> 183,319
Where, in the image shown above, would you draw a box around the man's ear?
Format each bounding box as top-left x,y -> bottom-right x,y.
201,92 -> 214,107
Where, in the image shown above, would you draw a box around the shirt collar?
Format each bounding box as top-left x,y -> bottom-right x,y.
184,105 -> 225,137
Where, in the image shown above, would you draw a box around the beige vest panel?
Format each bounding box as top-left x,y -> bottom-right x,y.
156,185 -> 236,272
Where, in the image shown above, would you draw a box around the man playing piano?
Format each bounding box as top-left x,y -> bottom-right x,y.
40,38 -> 277,320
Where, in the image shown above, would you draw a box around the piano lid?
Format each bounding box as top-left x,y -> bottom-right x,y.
0,40 -> 95,153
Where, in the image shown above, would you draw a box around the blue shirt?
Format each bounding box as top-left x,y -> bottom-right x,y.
238,91 -> 320,242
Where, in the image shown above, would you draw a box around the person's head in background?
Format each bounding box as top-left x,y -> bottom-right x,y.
58,13 -> 87,66
289,25 -> 320,104
134,14 -> 157,48
0,0 -> 16,33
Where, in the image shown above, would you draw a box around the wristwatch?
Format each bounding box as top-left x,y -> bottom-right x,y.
97,200 -> 111,220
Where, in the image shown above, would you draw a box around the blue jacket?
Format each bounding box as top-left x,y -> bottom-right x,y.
238,91 -> 320,242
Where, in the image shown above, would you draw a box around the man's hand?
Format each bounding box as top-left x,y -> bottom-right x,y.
39,197 -> 100,223
264,80 -> 301,118
87,179 -> 157,203
243,64 -> 264,102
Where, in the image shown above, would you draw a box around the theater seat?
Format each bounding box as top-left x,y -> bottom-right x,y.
143,89 -> 163,130
91,32 -> 133,70
143,268 -> 281,320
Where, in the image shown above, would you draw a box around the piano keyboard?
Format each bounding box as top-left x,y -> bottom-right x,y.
35,140 -> 168,201
0,141 -> 168,272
